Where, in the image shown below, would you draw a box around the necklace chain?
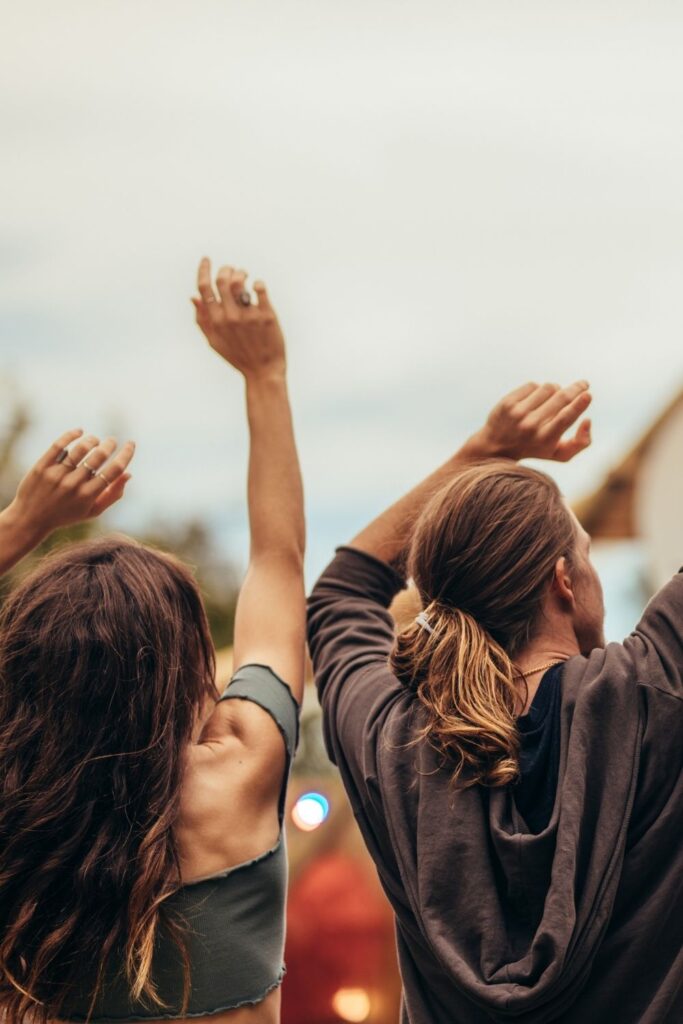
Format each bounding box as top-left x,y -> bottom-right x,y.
513,658 -> 564,679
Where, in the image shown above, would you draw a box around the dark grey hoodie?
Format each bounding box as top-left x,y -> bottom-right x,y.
307,547 -> 683,1023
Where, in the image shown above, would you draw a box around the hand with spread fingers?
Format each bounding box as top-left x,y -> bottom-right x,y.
0,429 -> 136,574
347,379 -> 593,575
192,258 -> 286,382
467,380 -> 593,463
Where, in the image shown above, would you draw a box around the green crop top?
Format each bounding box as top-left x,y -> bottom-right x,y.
63,664 -> 300,1021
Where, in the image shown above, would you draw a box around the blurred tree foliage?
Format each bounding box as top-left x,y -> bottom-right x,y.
138,519 -> 238,650
0,396 -> 238,649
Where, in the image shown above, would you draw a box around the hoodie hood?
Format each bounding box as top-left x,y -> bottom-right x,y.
379,645 -> 643,1022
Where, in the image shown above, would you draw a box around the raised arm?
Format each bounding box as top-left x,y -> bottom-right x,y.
349,380 -> 593,566
193,259 -> 305,702
0,430 -> 135,576
308,381 -> 593,716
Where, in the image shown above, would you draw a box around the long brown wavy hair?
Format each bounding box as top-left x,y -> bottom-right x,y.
0,536 -> 217,1022
391,461 -> 577,789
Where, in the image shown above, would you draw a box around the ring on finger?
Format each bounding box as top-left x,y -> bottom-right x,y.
81,459 -> 98,477
203,294 -> 216,304
97,471 -> 113,485
55,448 -> 69,464
237,290 -> 251,307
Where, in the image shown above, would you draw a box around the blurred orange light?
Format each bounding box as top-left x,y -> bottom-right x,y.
332,987 -> 371,1022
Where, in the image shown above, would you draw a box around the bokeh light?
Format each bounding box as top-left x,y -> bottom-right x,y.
291,792 -> 330,832
332,988 -> 371,1022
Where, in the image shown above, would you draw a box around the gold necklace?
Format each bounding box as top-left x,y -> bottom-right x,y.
513,658 -> 565,679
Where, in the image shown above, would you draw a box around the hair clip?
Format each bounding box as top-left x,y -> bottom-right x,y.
415,612 -> 435,635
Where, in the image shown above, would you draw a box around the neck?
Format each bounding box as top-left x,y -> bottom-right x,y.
512,632 -> 580,715
514,641 -> 579,676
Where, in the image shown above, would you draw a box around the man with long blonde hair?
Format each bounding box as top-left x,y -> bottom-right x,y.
308,381 -> 682,1023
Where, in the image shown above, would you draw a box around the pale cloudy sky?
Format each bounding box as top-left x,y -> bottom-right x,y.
2,0 -> 682,583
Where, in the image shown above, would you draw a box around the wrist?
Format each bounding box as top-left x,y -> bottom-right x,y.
245,372 -> 288,398
457,427 -> 517,463
245,372 -> 288,403
0,502 -> 49,560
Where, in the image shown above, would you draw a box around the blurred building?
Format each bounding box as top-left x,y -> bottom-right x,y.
574,385 -> 683,637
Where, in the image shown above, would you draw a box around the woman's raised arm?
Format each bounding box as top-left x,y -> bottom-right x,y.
193,259 -> 305,702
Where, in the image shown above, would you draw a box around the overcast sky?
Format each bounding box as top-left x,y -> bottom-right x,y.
2,0 -> 682,582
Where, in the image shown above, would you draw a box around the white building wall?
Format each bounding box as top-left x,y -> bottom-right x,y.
636,401 -> 683,590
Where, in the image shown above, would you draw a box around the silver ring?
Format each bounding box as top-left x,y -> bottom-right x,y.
97,471 -> 113,486
55,448 -> 69,464
81,459 -> 98,477
238,290 -> 251,307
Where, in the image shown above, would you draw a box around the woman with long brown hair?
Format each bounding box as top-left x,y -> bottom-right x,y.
0,259 -> 305,1023
308,380 -> 683,1023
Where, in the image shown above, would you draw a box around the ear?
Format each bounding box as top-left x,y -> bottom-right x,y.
552,556 -> 575,607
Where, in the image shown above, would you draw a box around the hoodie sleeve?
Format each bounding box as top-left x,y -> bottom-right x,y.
307,546 -> 407,785
623,570 -> 683,699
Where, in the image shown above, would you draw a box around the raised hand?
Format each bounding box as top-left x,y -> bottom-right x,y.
469,380 -> 592,463
192,258 -> 286,382
0,429 -> 136,575
8,429 -> 135,538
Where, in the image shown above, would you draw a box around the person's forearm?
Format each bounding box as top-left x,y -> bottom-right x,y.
349,432 -> 495,567
349,378 -> 593,570
0,503 -> 47,576
245,375 -> 305,562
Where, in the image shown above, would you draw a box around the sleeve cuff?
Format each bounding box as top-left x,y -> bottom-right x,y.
310,545 -> 407,608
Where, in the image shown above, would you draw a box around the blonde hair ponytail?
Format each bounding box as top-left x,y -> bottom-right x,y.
391,461 -> 577,789
391,602 -> 524,787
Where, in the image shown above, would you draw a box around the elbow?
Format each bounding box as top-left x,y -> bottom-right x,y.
251,522 -> 305,565
250,544 -> 304,574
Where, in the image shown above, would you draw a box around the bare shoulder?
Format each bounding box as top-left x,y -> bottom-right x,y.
188,697 -> 288,808
179,704 -> 288,879
201,695 -> 288,756
180,699 -> 288,838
